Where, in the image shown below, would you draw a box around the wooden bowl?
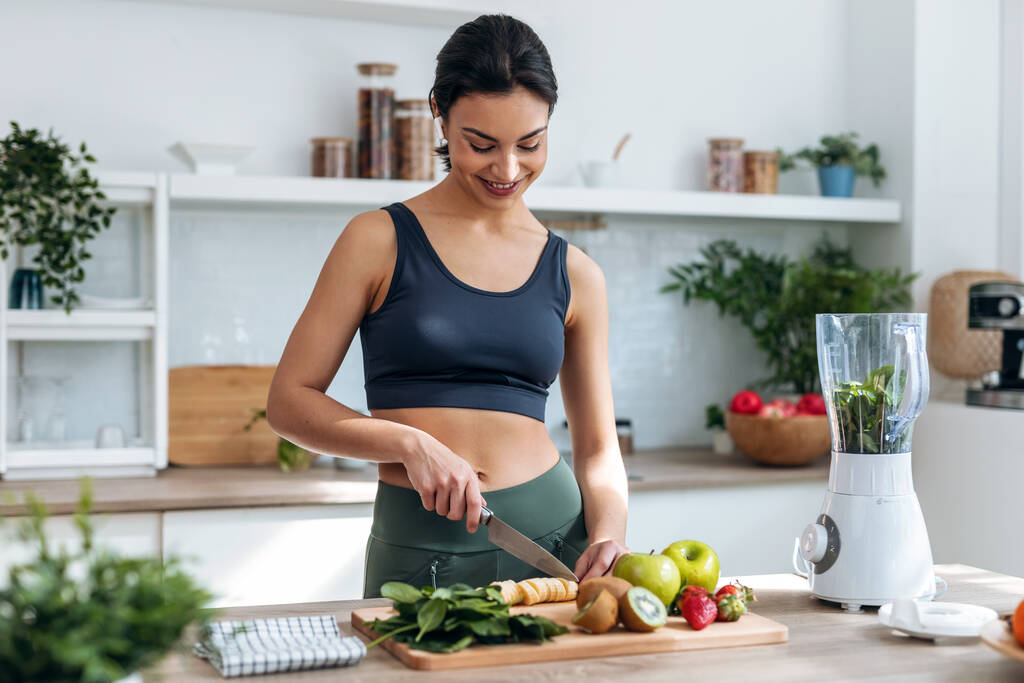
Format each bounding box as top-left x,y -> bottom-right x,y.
725,412 -> 830,466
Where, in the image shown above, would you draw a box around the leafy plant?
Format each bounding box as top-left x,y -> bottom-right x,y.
662,238 -> 916,394
705,404 -> 725,430
365,581 -> 568,653
0,122 -> 116,313
831,364 -> 911,454
243,408 -> 312,471
0,479 -> 212,682
777,132 -> 886,187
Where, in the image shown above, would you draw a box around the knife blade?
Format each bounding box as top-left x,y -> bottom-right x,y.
479,507 -> 579,582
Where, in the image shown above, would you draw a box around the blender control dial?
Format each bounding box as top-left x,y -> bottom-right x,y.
800,514 -> 841,574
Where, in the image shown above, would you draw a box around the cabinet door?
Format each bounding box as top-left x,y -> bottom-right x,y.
0,512 -> 161,588
627,483 -> 823,576
162,504 -> 373,608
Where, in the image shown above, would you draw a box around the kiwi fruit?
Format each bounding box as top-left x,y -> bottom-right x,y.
571,589 -> 619,634
618,586 -> 668,632
575,576 -> 633,609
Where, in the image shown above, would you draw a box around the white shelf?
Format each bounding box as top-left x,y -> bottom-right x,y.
5,310 -> 156,341
123,0 -> 480,27
94,170 -> 158,205
6,442 -> 156,468
170,173 -> 902,223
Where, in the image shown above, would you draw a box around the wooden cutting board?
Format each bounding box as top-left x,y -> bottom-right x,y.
351,601 -> 788,670
168,365 -> 279,466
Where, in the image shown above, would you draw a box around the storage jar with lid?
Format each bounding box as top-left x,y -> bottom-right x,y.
707,138 -> 744,192
310,137 -> 352,178
743,150 -> 779,194
395,99 -> 435,181
356,62 -> 397,179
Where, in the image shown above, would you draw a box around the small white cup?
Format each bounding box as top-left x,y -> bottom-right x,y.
95,424 -> 126,449
578,160 -> 621,188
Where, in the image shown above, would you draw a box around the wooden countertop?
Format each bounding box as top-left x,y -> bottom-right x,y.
149,564 -> 1024,682
0,448 -> 828,516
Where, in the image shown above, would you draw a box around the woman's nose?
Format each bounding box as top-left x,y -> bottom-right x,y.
492,151 -> 520,182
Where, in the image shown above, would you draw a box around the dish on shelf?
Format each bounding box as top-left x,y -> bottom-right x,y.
79,294 -> 153,309
980,618 -> 1024,662
168,142 -> 255,175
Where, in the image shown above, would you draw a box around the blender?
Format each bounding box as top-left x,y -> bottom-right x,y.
795,313 -> 942,612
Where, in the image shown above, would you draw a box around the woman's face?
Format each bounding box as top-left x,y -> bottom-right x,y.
438,86 -> 549,206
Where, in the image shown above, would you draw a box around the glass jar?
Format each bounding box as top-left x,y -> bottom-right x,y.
310,137 -> 352,178
394,99 -> 435,181
743,150 -> 779,194
356,62 -> 397,179
707,138 -> 744,192
615,418 -> 634,455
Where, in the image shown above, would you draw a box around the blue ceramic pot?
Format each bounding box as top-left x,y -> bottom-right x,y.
817,165 -> 856,197
9,268 -> 44,309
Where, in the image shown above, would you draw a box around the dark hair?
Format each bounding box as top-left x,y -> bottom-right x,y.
429,14 -> 558,172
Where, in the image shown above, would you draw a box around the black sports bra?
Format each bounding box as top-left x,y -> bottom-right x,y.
358,203 -> 570,422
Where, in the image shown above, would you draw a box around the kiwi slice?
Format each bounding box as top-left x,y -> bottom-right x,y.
571,589 -> 619,634
576,576 -> 633,609
618,586 -> 668,632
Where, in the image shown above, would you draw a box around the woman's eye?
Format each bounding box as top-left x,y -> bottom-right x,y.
519,143 -> 541,152
470,144 -> 494,153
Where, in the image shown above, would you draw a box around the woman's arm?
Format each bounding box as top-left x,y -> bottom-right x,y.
267,211 -> 487,533
559,244 -> 630,581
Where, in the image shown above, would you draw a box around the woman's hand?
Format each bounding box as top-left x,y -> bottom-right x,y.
574,539 -> 630,582
402,433 -> 487,534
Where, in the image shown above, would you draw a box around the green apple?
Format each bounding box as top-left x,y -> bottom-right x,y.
611,551 -> 682,607
662,540 -> 720,594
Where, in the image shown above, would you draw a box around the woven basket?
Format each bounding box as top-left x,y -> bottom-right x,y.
928,270 -> 1016,379
725,412 -> 830,466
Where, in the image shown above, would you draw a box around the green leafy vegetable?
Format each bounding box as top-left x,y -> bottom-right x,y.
366,581 -> 568,653
831,364 -> 911,454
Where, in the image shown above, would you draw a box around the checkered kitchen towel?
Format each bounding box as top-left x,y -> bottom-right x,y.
194,615 -> 366,677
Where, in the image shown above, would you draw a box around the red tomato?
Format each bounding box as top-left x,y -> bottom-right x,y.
796,393 -> 827,415
759,398 -> 798,418
729,390 -> 763,414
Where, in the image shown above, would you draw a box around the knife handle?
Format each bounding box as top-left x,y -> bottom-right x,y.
479,506 -> 493,526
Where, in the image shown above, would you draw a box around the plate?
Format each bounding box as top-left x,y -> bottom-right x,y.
168,142 -> 255,175
878,600 -> 998,640
980,619 -> 1024,662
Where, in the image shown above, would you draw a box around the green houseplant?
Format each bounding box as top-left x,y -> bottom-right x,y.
243,408 -> 313,471
0,122 -> 116,313
662,238 -> 916,395
0,479 -> 212,682
777,132 -> 886,197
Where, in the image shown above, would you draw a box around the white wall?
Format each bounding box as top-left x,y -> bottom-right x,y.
2,0 -> 857,448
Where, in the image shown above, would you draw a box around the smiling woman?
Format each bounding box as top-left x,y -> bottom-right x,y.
266,14 -> 629,598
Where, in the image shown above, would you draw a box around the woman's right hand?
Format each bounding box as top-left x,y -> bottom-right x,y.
402,433 -> 487,534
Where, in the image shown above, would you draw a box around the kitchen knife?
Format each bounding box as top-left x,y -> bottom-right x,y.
479,506 -> 579,582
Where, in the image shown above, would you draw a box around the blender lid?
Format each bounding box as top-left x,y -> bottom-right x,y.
879,599 -> 998,639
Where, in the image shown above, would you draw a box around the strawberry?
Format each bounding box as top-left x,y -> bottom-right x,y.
680,585 -> 710,601
714,581 -> 756,603
680,593 -> 718,631
716,594 -> 748,622
796,393 -> 827,415
729,390 -> 763,415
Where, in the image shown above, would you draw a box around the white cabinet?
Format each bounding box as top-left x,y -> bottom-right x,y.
627,482 -> 824,576
0,511 -> 161,588
162,504 -> 374,608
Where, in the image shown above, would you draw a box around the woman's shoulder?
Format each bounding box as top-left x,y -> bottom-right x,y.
563,242 -> 605,327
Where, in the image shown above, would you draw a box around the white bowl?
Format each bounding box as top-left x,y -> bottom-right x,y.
168,142 -> 255,175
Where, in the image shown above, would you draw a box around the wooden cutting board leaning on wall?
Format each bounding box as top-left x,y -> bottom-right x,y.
169,365 -> 280,466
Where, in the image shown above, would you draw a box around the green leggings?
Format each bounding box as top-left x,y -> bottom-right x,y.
363,458 -> 588,598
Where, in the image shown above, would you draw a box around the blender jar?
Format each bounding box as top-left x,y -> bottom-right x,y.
816,313 -> 930,455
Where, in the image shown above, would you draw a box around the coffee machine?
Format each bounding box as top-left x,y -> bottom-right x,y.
966,281 -> 1024,410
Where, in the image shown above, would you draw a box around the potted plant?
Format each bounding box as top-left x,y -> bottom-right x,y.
777,132 -> 886,198
0,479 -> 212,682
661,238 -> 915,395
705,403 -> 733,455
0,122 -> 116,313
243,408 -> 314,471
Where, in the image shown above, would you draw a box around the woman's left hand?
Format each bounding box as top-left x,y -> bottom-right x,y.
574,539 -> 630,582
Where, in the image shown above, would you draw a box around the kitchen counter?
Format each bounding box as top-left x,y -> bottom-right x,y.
149,564 -> 1024,682
0,447 -> 828,515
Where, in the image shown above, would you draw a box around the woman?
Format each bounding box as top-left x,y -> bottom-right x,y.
267,14 -> 629,598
